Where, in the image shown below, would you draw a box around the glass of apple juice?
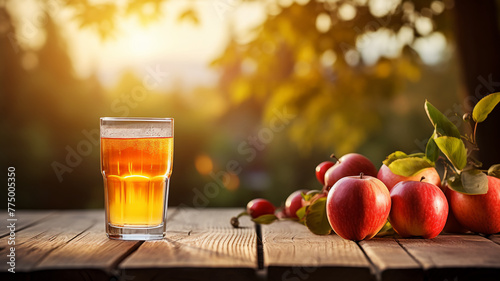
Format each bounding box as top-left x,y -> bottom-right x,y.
100,117 -> 173,240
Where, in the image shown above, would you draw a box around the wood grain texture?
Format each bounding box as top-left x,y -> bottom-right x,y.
119,207 -> 257,281
34,209 -> 183,270
397,234 -> 500,281
0,210 -> 99,273
262,221 -> 373,281
359,238 -> 423,281
5,209 -> 500,281
31,220 -> 141,281
0,210 -> 55,238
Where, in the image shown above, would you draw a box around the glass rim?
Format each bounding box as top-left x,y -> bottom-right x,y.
100,117 -> 173,122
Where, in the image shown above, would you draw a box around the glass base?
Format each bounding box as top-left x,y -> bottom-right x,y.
106,223 -> 165,240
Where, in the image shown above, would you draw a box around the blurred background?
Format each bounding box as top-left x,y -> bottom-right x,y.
1,0 -> 499,209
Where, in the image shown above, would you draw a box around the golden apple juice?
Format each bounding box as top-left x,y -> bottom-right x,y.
101,137 -> 173,227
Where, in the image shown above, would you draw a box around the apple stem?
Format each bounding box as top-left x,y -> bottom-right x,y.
441,165 -> 448,187
330,154 -> 340,163
473,122 -> 478,145
360,172 -> 364,179
420,176 -> 426,182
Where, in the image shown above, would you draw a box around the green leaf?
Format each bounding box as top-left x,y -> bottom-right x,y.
387,157 -> 434,177
472,92 -> 500,123
425,100 -> 461,138
447,169 -> 488,195
382,151 -> 408,166
296,206 -> 307,222
408,152 -> 426,158
488,164 -> 500,179
425,132 -> 439,163
252,214 -> 278,224
375,221 -> 394,237
434,136 -> 467,170
301,190 -> 321,202
304,197 -> 332,235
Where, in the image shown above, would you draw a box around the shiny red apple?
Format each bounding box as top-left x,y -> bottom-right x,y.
377,164 -> 441,191
285,189 -> 309,218
316,161 -> 335,186
389,180 -> 448,239
448,175 -> 500,235
326,174 -> 391,241
324,153 -> 378,192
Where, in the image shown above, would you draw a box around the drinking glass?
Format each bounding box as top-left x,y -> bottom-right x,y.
100,117 -> 173,240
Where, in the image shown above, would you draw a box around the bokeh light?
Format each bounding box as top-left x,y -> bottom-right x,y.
195,154 -> 213,176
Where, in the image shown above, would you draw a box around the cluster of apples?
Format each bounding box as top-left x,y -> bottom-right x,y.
316,153 -> 450,240
324,153 -> 500,240
235,93 -> 500,240
237,152 -> 500,241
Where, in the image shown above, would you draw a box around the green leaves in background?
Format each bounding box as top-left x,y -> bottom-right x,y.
448,169 -> 488,194
304,197 -> 332,235
425,100 -> 461,138
434,136 -> 467,170
383,151 -> 434,177
472,92 -> 500,123
488,164 -> 500,179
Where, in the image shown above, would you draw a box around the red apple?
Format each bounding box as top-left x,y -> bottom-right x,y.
285,189 -> 309,218
377,164 -> 441,192
448,175 -> 500,235
441,184 -> 469,233
315,161 -> 335,186
246,199 -> 275,219
324,153 -> 378,192
389,180 -> 448,239
326,174 -> 391,241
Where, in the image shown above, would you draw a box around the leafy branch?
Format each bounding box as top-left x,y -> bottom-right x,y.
384,92 -> 500,194
422,93 -> 500,194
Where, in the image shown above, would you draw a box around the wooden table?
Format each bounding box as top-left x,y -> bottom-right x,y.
2,209 -> 500,281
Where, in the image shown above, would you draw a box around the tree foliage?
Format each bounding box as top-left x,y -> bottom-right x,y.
211,0 -> 453,154
0,0 -> 462,208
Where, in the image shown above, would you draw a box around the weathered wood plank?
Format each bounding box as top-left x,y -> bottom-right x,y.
359,238 -> 423,281
0,210 -> 99,274
262,221 -> 373,281
31,221 -> 139,280
488,234 -> 500,246
119,207 -> 257,281
28,208 -> 179,281
398,234 -> 500,281
0,210 -> 55,238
